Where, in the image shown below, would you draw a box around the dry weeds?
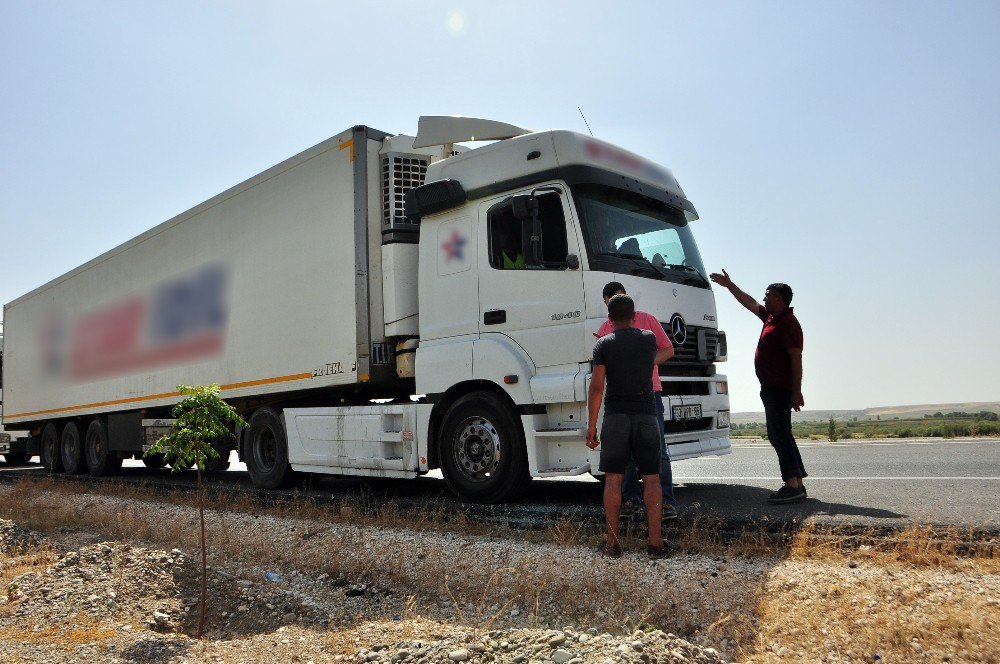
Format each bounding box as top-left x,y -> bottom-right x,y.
0,476 -> 997,662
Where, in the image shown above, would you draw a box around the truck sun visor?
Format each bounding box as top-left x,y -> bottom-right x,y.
404,179 -> 467,220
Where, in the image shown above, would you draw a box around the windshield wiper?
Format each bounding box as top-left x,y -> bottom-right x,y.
592,252 -> 664,279
666,263 -> 709,286
595,251 -> 645,260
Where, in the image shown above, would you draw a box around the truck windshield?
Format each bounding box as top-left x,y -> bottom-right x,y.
572,184 -> 709,287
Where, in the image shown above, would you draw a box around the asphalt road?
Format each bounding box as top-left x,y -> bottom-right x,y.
671,437 -> 1000,530
3,437 -> 997,531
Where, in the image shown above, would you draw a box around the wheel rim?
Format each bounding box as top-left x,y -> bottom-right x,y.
253,428 -> 277,472
64,430 -> 80,466
452,416 -> 502,481
44,436 -> 57,465
86,430 -> 103,467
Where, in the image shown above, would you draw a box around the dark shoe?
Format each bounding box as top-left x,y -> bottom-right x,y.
662,504 -> 678,521
598,540 -> 623,558
768,484 -> 807,504
647,540 -> 677,559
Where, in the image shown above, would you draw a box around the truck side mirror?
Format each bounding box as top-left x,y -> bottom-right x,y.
511,195 -> 538,220
565,254 -> 580,270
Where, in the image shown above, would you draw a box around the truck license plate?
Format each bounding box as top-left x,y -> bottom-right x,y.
672,405 -> 702,420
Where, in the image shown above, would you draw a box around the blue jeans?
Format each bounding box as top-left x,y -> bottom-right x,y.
760,386 -> 808,481
621,397 -> 675,506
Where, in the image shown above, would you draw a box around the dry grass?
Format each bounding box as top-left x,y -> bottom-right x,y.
0,617 -> 119,646
1,475 -> 998,662
789,521 -> 1000,571
750,557 -> 999,662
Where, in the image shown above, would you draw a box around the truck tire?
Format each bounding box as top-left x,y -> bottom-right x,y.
205,454 -> 231,473
85,419 -> 122,477
143,453 -> 167,469
245,407 -> 296,489
438,392 -> 531,503
40,422 -> 64,473
60,422 -> 85,475
3,452 -> 30,465
205,438 -> 231,473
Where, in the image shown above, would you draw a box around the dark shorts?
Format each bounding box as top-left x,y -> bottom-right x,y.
598,413 -> 660,475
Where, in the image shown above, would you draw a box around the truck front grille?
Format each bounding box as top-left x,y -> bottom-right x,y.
660,324 -> 722,377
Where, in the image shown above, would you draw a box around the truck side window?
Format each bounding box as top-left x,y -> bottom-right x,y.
487,193 -> 568,269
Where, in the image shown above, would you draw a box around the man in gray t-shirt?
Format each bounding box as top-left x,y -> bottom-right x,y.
587,295 -> 674,558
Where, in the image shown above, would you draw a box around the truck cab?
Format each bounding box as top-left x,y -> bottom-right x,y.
400,118 -> 730,501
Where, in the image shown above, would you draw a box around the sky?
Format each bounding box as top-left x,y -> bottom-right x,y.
1,1 -> 999,413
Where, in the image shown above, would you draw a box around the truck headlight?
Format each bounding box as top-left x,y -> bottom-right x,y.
717,410 -> 730,428
715,381 -> 728,394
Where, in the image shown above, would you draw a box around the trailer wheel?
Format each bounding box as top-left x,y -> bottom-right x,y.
3,452 -> 30,465
85,420 -> 122,477
142,453 -> 167,469
439,392 -> 530,503
60,422 -> 85,475
245,408 -> 296,489
168,457 -> 192,472
205,454 -> 231,473
205,438 -> 232,473
40,423 -> 64,473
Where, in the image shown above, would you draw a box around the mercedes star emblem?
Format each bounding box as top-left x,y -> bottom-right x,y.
669,313 -> 687,346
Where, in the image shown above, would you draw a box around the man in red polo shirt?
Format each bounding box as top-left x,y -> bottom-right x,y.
709,270 -> 808,504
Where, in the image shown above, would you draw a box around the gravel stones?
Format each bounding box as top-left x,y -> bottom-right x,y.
345,624 -> 728,663
0,516 -> 730,663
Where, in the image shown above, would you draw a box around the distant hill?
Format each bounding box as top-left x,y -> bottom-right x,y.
731,401 -> 1000,425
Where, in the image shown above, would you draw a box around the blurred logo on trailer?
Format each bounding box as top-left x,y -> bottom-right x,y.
37,263 -> 230,383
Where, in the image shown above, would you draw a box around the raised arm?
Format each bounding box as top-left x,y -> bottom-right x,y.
709,269 -> 760,315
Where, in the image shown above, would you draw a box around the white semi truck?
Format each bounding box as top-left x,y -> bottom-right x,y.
1,116 -> 730,502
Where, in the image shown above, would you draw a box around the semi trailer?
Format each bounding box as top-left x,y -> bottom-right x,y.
0,326 -> 36,464
1,116 -> 730,502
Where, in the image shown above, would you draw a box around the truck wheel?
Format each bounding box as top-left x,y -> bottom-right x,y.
60,422 -> 85,475
85,420 -> 122,477
205,454 -> 231,473
3,452 -> 30,465
40,423 -> 64,473
245,408 -> 296,489
205,438 -> 231,473
143,453 -> 167,469
439,393 -> 530,503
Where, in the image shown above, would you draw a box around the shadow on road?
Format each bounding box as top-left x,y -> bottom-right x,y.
678,482 -> 908,527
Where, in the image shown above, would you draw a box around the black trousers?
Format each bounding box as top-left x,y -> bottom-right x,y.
760,386 -> 808,481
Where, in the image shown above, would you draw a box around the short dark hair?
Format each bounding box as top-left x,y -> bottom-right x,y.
602,281 -> 626,300
607,294 -> 635,323
767,283 -> 794,305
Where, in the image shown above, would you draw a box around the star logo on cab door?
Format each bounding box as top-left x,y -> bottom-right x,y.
441,229 -> 467,262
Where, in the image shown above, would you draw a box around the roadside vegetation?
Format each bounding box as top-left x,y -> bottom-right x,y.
0,475 -> 997,662
732,410 -> 1000,440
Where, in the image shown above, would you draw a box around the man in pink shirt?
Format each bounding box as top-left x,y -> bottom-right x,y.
596,282 -> 677,518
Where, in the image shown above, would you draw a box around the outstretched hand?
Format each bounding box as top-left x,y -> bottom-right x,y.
709,269 -> 733,289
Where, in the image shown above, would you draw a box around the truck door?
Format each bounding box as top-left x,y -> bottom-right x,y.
477,188 -> 585,368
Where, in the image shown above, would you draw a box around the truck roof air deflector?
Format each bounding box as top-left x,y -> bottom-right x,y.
412,116 -> 532,148
404,179 -> 467,220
